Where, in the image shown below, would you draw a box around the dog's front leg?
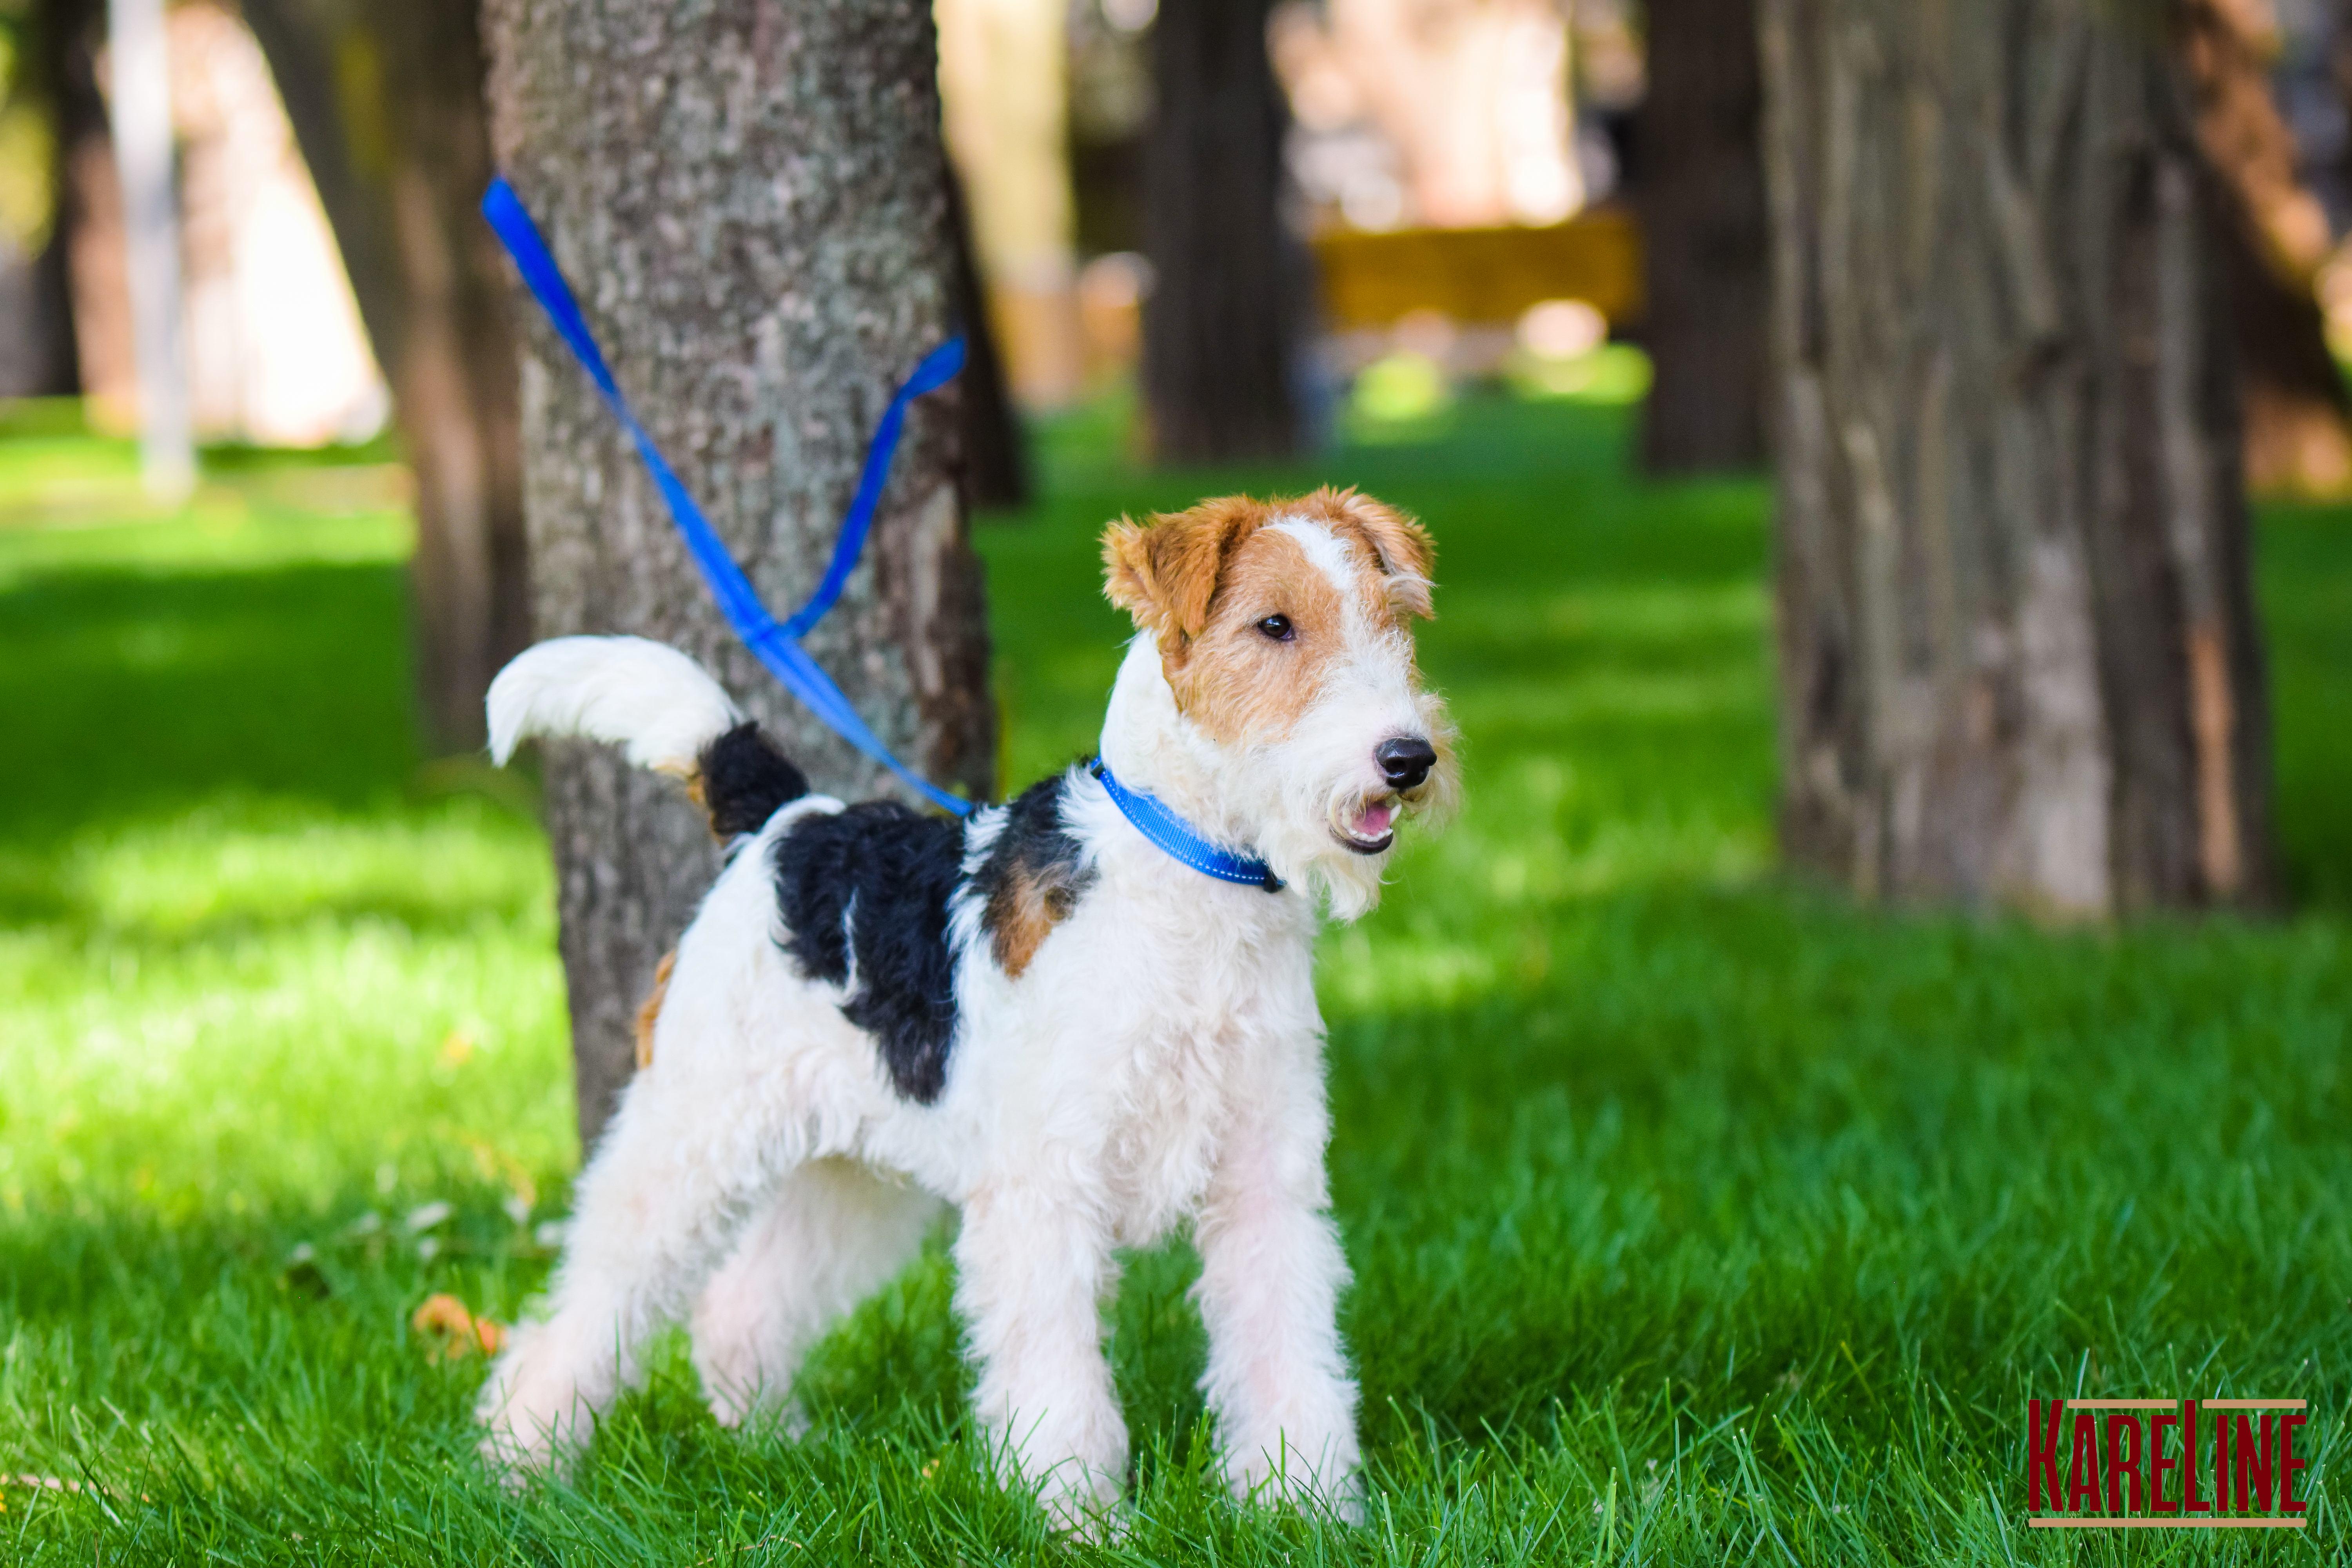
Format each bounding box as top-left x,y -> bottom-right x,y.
1193,1069 -> 1363,1519
953,1179 -> 1126,1532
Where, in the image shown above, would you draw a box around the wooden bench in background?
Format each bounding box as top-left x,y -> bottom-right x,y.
1311,209 -> 1645,330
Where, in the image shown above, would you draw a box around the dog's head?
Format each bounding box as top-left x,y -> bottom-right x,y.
1102,487 -> 1460,916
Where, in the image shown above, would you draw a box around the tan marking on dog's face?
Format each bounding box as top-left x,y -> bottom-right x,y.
635,949 -> 676,1071
985,859 -> 1083,978
1174,526 -> 1355,744
1102,488 -> 1437,744
1102,495 -> 1272,664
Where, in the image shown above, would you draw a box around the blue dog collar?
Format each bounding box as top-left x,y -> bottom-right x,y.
1088,757 -> 1283,893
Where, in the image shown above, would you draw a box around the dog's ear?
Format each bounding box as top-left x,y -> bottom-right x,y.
1102,497 -> 1269,663
1319,488 -> 1436,619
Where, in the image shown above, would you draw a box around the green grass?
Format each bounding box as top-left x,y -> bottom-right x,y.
2,392 -> 2348,1563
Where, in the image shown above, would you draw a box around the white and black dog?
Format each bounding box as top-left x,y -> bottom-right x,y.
475,487 -> 1460,1526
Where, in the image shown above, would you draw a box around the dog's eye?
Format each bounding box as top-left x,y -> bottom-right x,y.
1256,615 -> 1294,642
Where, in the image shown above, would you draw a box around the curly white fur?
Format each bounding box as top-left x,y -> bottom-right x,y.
486,635 -> 742,773
473,510 -> 1459,1532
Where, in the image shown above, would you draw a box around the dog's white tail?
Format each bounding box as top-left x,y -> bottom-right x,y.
487,635 -> 743,774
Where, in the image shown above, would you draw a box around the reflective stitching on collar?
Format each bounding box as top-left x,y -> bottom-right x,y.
1088,757 -> 1283,893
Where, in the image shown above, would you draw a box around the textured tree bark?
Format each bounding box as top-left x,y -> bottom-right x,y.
1760,0 -> 2276,917
481,0 -> 995,1151
243,0 -> 530,754
1637,0 -> 1769,474
1143,0 -> 1304,463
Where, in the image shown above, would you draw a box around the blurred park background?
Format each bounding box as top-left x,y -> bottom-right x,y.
4,0 -> 2352,1561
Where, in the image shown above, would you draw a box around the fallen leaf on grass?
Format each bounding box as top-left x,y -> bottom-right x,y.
0,1474 -> 132,1510
411,1293 -> 506,1360
2,1475 -> 88,1510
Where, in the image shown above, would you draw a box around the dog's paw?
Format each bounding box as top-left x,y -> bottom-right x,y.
690,1318 -> 811,1438
474,1426 -> 546,1493
1033,1467 -> 1127,1542
472,1325 -> 594,1481
1225,1448 -> 1365,1524
702,1381 -> 813,1440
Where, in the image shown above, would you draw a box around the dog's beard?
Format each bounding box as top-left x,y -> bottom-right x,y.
1240,691 -> 1460,922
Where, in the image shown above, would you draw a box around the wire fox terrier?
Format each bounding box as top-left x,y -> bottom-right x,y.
475,487 -> 1461,1526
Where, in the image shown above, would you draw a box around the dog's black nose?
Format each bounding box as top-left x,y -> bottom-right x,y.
1376,737 -> 1438,791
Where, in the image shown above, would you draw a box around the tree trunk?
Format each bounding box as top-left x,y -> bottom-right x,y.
107,0 -> 195,499
242,0 -> 530,755
1759,0 -> 2276,918
481,0 -> 996,1152
2175,0 -> 2352,496
1637,0 -> 1769,474
1143,0 -> 1304,463
3,0 -> 89,397
946,165 -> 1031,510
0,232 -> 53,397
53,0 -> 134,421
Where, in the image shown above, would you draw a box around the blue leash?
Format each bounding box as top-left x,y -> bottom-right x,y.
481,176 -> 973,817
485,178 -> 1283,888
1089,757 -> 1283,892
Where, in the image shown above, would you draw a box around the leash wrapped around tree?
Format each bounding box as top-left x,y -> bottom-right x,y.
481,177 -> 974,817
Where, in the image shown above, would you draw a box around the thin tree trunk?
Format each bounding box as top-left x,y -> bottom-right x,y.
946,165 -> 1030,510
0,233 -> 51,396
234,0 -> 397,346
481,0 -> 996,1152
107,0 -> 194,499
1760,0 -> 2276,917
51,0 -> 124,410
1637,0 -> 1769,474
242,0 -> 530,755
3,0 -> 86,397
1143,0 -> 1303,463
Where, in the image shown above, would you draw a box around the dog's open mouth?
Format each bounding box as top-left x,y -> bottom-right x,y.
1334,798 -> 1398,855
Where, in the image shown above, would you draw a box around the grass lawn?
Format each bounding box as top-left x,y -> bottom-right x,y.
1,392 -> 2347,1563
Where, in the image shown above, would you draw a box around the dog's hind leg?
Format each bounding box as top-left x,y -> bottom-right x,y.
690,1157 -> 942,1430
473,1060 -> 800,1475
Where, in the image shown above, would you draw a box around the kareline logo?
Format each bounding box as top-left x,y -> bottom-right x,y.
2025,1399 -> 2311,1529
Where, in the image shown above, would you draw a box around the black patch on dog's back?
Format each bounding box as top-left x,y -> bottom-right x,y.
772,802 -> 964,1103
699,723 -> 808,836
966,774 -> 1094,978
